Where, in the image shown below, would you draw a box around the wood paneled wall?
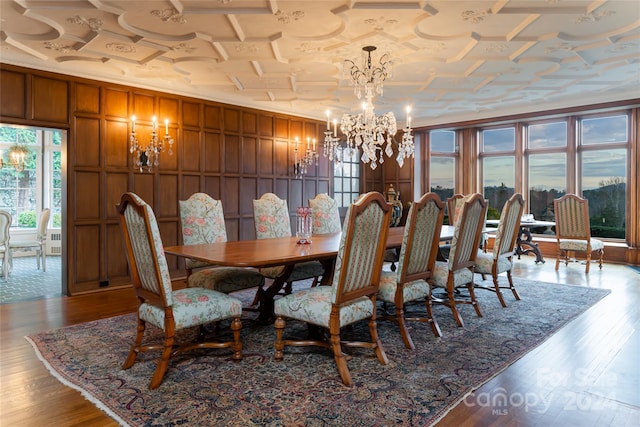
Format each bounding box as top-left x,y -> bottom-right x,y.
0,64 -> 332,294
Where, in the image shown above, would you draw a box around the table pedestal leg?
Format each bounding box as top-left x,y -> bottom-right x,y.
515,227 -> 545,264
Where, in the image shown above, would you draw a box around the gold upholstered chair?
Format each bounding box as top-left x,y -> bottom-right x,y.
274,191 -> 391,386
431,193 -> 486,328
118,192 -> 243,390
308,193 -> 342,234
179,193 -> 265,300
377,192 -> 445,348
474,193 -> 525,307
553,194 -> 604,274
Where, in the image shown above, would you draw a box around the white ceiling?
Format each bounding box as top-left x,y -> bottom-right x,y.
1,0 -> 639,127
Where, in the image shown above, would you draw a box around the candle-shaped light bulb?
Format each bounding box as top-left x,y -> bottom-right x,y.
152,116 -> 157,131
131,116 -> 136,132
165,118 -> 169,135
406,106 -> 412,128
312,138 -> 316,151
333,118 -> 337,137
326,110 -> 331,130
295,137 -> 299,150
307,137 -> 310,150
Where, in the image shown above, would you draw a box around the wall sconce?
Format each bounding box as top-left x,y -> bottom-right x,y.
130,116 -> 174,173
0,144 -> 30,172
294,137 -> 318,179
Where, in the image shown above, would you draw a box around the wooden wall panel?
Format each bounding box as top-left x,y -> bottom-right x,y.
158,175 -> 178,217
133,173 -> 154,208
106,223 -> 128,278
226,218 -> 240,241
105,119 -> 128,167
133,93 -> 154,119
32,76 -> 68,123
224,108 -> 240,133
182,175 -> 200,198
182,129 -> 201,172
75,172 -> 100,220
240,178 -> 258,216
204,105 -> 221,130
204,132 -> 221,173
75,117 -> 101,167
275,117 -> 289,139
243,136 -> 258,175
223,177 -> 240,215
162,129 -> 178,171
0,70 -> 26,118
224,134 -> 240,174
260,115 -> 274,136
243,111 -> 257,135
259,138 -> 274,175
183,102 -> 200,127
275,139 -> 289,176
75,225 -> 100,283
204,176 -> 221,200
289,179 -> 303,208
159,97 -> 179,123
104,88 -> 128,117
258,178 -> 274,199
159,221 -> 179,270
105,173 -> 129,219
76,84 -> 100,114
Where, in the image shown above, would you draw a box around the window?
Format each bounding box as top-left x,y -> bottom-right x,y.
332,147 -> 361,208
479,127 -> 515,216
0,125 -> 62,229
428,130 -> 457,203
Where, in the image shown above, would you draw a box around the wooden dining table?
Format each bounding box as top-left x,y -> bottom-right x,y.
165,225 -> 455,322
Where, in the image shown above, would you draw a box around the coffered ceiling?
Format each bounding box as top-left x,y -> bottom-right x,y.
1,0 -> 639,127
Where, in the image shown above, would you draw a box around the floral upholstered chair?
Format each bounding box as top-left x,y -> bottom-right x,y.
0,210 -> 11,281
378,193 -> 445,348
179,193 -> 264,297
252,193 -> 325,292
474,193 -> 524,307
554,194 -> 604,274
118,192 -> 243,390
308,193 -> 342,234
431,193 -> 486,328
274,192 -> 391,386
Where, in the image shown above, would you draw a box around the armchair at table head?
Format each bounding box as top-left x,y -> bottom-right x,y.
0,210 -> 11,281
308,193 -> 342,234
178,193 -> 264,295
377,192 -> 445,348
553,194 -> 604,274
252,193 -> 325,291
9,208 -> 50,272
431,193 -> 486,328
474,193 -> 525,307
118,192 -> 243,390
274,191 -> 392,386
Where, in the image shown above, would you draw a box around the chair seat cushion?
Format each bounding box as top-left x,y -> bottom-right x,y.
377,271 -> 430,304
559,238 -> 604,252
259,261 -> 325,281
431,261 -> 473,289
474,251 -> 512,275
188,267 -> 264,293
274,286 -> 374,328
140,287 -> 242,330
9,240 -> 41,248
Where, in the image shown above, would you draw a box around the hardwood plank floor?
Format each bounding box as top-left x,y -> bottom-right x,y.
1,258 -> 638,426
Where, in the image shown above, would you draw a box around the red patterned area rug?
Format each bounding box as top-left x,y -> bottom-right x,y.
26,278 -> 609,426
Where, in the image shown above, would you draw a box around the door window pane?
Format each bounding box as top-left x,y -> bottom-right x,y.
483,156 -> 515,213
482,128 -> 515,152
529,153 -> 566,221
581,149 -> 626,238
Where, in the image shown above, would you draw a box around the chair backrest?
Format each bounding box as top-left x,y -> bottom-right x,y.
37,208 -> 51,241
118,192 -> 173,307
554,194 -> 591,241
0,210 -> 11,247
253,193 -> 292,239
492,193 -> 525,258
448,193 -> 487,272
447,194 -> 464,226
179,193 -> 227,270
396,193 -> 444,284
308,193 -> 342,234
330,191 -> 391,305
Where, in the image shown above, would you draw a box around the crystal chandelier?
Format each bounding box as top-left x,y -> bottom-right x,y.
130,116 -> 174,173
293,137 -> 319,179
324,46 -> 414,170
0,144 -> 29,172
